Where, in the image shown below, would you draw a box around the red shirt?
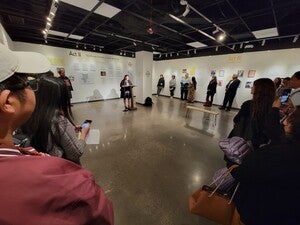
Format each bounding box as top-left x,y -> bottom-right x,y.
0,145 -> 113,225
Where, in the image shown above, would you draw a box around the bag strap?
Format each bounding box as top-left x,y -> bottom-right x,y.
208,166 -> 240,204
228,182 -> 240,204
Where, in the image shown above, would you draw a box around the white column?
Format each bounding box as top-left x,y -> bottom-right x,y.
135,51 -> 153,104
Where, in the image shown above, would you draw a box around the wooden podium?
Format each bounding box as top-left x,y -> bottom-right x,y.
130,85 -> 137,110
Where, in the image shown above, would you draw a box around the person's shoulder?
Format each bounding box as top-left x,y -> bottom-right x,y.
241,100 -> 252,107
1,155 -> 92,178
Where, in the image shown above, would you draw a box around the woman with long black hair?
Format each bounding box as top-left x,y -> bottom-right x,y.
21,76 -> 90,164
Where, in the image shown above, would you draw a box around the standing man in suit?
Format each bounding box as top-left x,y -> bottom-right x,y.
219,74 -> 240,111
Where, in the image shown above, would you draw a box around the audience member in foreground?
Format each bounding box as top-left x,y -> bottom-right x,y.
0,44 -> 113,225
21,76 -> 89,165
230,101 -> 300,225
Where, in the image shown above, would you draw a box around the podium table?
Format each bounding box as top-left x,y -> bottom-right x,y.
130,85 -> 137,110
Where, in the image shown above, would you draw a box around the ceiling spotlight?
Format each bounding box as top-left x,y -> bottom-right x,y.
215,46 -> 219,51
177,52 -> 179,56
42,30 -> 47,35
194,49 -> 196,54
50,11 -> 55,16
47,22 -> 52,27
47,17 -> 52,22
232,44 -> 235,50
133,42 -> 137,46
240,43 -> 243,49
93,45 -> 95,51
218,33 -> 225,41
159,54 -> 162,58
261,39 -> 266,46
124,52 -> 127,56
180,0 -> 188,5
293,35 -> 299,43
187,50 -> 190,55
84,45 -> 87,49
182,5 -> 190,17
76,43 -> 78,48
212,28 -> 219,35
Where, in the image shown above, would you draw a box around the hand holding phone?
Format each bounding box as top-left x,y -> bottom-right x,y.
79,120 -> 92,140
280,94 -> 290,106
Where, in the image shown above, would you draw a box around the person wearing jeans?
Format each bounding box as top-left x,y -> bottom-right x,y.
169,75 -> 176,98
157,74 -> 165,96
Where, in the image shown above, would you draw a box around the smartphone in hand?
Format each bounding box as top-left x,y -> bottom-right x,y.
80,120 -> 92,129
280,94 -> 290,106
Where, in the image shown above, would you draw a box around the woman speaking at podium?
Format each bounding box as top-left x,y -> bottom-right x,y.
120,74 -> 133,112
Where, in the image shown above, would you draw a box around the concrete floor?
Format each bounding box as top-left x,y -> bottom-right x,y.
73,96 -> 237,225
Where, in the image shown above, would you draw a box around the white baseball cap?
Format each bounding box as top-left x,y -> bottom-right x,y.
0,43 -> 51,83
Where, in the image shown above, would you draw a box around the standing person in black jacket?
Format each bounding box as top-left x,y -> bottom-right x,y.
58,68 -> 74,106
230,104 -> 300,225
156,74 -> 165,97
204,75 -> 217,107
219,74 -> 240,111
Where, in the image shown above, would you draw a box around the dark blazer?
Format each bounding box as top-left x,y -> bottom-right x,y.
120,79 -> 132,98
232,101 -> 285,147
157,78 -> 165,87
226,79 -> 240,93
207,80 -> 217,94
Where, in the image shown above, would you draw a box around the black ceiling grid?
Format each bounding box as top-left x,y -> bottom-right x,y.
0,0 -> 299,60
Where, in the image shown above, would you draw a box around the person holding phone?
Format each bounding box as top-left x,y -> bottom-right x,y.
21,76 -> 90,165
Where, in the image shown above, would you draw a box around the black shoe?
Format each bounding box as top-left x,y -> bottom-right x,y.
225,108 -> 231,111
219,107 -> 225,110
123,109 -> 128,112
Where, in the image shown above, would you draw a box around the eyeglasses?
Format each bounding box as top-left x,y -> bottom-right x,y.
3,79 -> 39,92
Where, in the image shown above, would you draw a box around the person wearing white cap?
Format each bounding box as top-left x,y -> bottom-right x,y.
0,44 -> 114,224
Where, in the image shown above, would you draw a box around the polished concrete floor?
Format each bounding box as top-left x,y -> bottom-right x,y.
73,96 -> 237,225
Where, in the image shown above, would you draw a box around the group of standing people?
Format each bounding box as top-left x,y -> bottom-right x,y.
156,73 -> 199,103
155,73 -> 219,106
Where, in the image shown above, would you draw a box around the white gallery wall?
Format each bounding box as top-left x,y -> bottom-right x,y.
10,39 -> 300,108
153,49 -> 300,108
14,42 -> 136,103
